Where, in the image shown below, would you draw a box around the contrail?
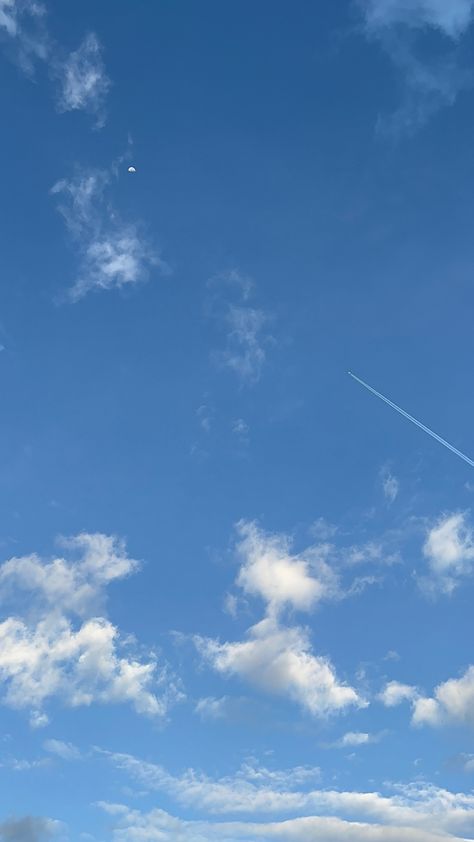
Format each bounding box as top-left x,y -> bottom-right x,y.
348,371 -> 474,468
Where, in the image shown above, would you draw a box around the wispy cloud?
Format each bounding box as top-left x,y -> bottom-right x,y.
51,165 -> 166,301
0,0 -> 49,74
0,815 -> 62,842
54,32 -> 110,127
359,0 -> 474,135
207,270 -> 272,386
381,467 -> 399,504
97,775 -> 474,840
0,2 -> 110,124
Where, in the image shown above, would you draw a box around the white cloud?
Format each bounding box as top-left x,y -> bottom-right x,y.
332,731 -> 380,748
194,696 -> 230,720
412,665 -> 474,728
232,418 -> 250,440
97,776 -> 474,839
381,469 -> 399,504
43,739 -> 81,761
51,167 -> 165,300
422,512 -> 474,594
363,0 -> 474,37
0,0 -> 49,73
378,681 -> 419,707
235,521 -> 339,615
208,270 -> 272,385
55,32 -> 110,126
0,532 -> 139,618
359,0 -> 474,134
0,534 -> 182,722
195,617 -> 365,717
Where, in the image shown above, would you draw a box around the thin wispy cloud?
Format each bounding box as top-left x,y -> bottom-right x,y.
54,32 -> 110,127
358,0 -> 474,135
207,270 -> 272,386
51,165 -> 166,301
0,1 -> 110,124
381,467 -> 399,504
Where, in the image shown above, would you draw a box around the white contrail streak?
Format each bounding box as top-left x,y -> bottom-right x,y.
348,371 -> 474,468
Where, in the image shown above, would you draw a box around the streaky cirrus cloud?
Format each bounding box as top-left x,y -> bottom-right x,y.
358,0 -> 474,135
0,0 -> 49,73
51,164 -> 167,301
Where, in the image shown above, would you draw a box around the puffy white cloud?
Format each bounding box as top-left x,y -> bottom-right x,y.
55,32 -> 110,125
235,521 -> 338,615
195,617 -> 364,717
0,532 -> 139,618
378,681 -> 419,707
422,512 -> 474,594
51,168 -> 166,300
0,534 -> 182,723
412,665 -> 474,728
332,731 -> 380,748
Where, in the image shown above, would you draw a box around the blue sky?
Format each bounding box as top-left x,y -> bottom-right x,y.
1,0 -> 474,839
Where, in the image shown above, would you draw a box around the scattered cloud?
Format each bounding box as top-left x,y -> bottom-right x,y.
43,739 -> 82,761
195,617 -> 365,717
331,730 -> 382,748
232,418 -> 250,441
378,680 -> 419,707
421,511 -> 474,595
54,32 -> 110,126
51,166 -> 166,301
196,404 -> 213,433
0,3 -> 110,123
0,0 -> 49,74
0,816 -> 61,842
0,534 -> 183,723
412,665 -> 474,728
194,696 -> 230,720
359,0 -> 474,135
96,776 -> 474,840
208,270 -> 272,386
381,468 -> 399,504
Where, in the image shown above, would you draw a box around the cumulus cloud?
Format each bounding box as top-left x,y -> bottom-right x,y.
412,665 -> 474,728
195,617 -> 364,717
331,731 -> 381,748
359,0 -> 474,134
0,816 -> 61,842
0,534 -> 182,723
192,521 -> 381,716
422,511 -> 474,594
55,32 -> 110,126
0,532 -> 139,618
208,270 -> 272,385
51,166 -> 166,300
378,680 -> 419,707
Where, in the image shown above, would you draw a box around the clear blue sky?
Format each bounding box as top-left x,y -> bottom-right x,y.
1,2 -> 474,840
